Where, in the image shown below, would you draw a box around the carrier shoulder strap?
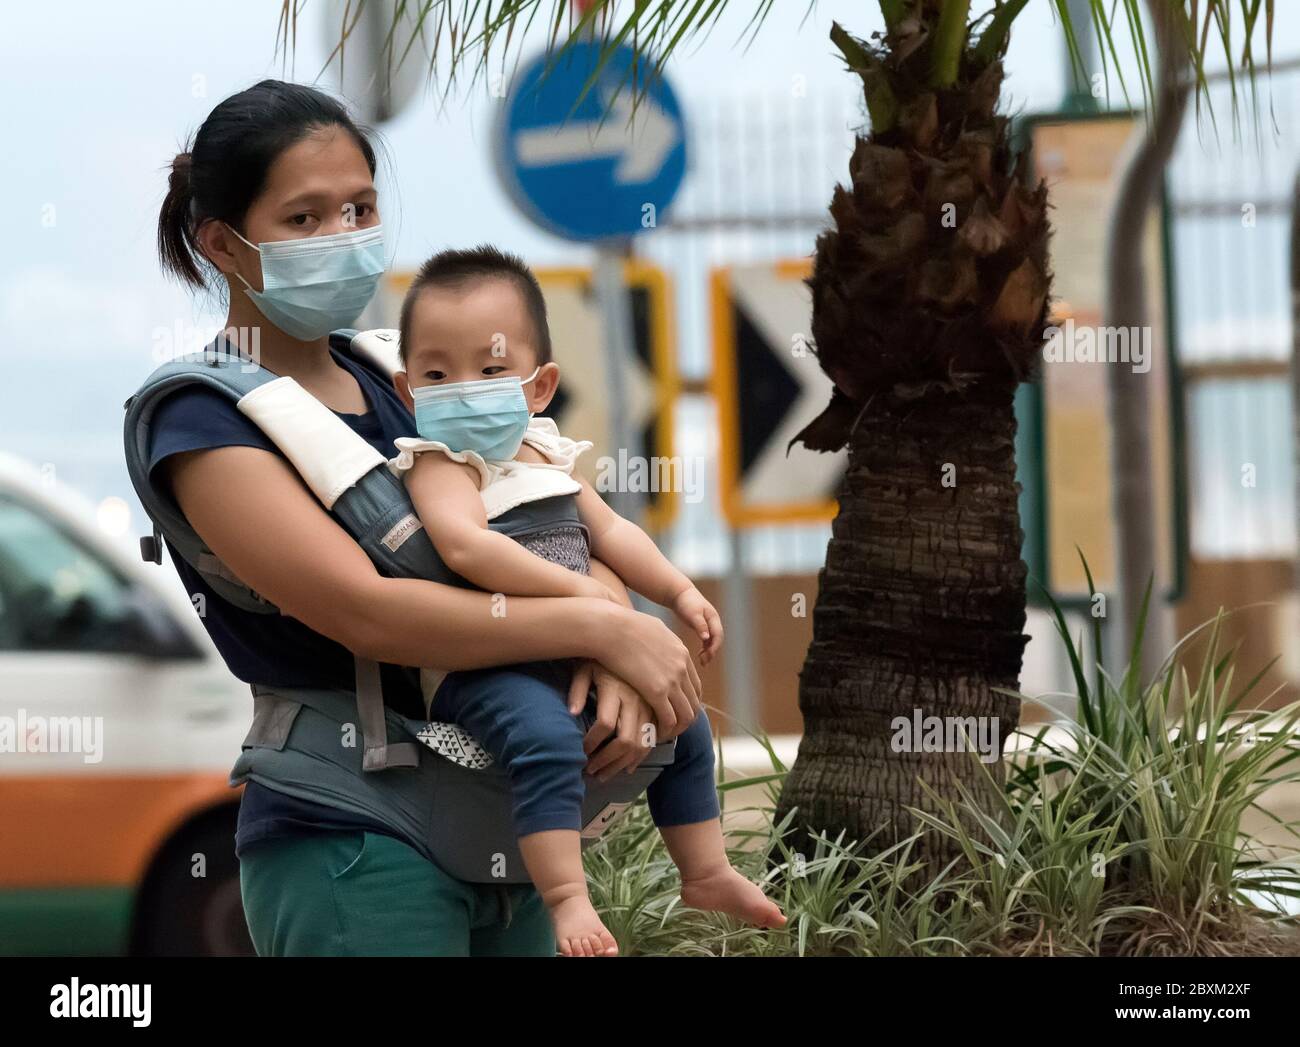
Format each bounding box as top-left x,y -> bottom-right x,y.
332,327 -> 402,382
123,343 -> 281,613
123,331 -> 410,608
123,332 -> 420,772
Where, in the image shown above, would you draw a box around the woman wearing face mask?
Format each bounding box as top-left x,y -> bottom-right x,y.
145,79 -> 701,956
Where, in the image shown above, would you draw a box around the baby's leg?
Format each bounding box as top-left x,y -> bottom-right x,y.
431,662 -> 618,956
649,710 -> 786,929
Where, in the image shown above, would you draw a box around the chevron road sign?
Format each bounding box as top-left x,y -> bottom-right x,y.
710,260 -> 845,527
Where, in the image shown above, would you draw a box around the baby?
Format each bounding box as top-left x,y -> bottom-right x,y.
390,245 -> 785,956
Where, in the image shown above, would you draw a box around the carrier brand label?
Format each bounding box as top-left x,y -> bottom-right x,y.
381,514 -> 424,552
581,802 -> 632,839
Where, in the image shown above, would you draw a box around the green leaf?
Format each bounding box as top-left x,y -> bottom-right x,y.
830,21 -> 898,133
929,0 -> 972,88
971,0 -> 1031,67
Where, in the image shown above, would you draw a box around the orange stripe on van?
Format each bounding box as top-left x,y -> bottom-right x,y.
0,774 -> 241,888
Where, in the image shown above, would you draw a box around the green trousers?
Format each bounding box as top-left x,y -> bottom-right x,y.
239,830 -> 556,956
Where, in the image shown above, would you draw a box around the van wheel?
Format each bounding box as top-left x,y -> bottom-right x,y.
135,813 -> 255,957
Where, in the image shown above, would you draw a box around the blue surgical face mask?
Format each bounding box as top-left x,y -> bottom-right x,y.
228,224 -> 386,341
410,367 -> 541,461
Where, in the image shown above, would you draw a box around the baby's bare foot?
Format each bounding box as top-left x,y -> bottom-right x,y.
681,866 -> 787,928
551,895 -> 619,957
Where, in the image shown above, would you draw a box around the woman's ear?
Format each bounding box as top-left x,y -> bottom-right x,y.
526,361 -> 561,414
394,370 -> 415,411
197,220 -> 260,289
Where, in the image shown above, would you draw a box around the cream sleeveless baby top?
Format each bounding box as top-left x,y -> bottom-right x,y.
389,416 -> 593,517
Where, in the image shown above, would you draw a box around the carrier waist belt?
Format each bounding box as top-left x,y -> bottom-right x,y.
230,682 -> 675,886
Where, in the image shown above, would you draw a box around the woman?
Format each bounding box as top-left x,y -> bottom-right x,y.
147,79 -> 702,956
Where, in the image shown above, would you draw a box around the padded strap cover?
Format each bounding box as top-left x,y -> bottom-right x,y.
237,376 -> 386,509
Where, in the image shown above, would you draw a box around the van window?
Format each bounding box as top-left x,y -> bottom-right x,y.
0,495 -> 136,652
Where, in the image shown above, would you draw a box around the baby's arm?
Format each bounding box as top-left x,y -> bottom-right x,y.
574,479 -> 723,663
404,453 -> 612,601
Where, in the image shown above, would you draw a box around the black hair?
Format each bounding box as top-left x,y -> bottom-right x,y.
398,244 -> 552,365
158,79 -> 376,288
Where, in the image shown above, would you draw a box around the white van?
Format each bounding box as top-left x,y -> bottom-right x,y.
0,453 -> 253,956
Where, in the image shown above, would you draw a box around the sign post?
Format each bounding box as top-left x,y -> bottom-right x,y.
709,260 -> 845,730
593,245 -> 645,522
494,38 -> 687,580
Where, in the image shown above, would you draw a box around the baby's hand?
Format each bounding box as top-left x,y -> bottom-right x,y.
671,586 -> 723,666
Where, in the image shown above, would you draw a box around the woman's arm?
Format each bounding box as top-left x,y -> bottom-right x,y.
405,453 -> 611,601
165,445 -> 701,719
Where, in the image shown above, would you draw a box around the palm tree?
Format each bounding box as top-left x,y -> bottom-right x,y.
293,0 -> 1275,861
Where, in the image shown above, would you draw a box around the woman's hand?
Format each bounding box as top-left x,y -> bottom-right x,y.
590,606 -> 701,740
567,661 -> 659,779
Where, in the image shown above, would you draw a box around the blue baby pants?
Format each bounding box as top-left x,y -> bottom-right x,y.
430,660 -> 720,838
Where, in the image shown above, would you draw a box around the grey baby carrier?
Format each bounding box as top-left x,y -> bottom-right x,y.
123,329 -> 675,884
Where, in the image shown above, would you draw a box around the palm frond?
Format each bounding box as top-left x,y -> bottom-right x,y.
288,1 -> 1277,131
282,0 -> 745,101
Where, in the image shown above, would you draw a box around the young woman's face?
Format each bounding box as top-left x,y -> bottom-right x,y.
213,125 -> 379,292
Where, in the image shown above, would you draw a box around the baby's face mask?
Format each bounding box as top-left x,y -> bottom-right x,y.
409,368 -> 541,461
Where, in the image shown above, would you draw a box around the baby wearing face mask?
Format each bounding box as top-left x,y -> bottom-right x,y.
390,246 -> 786,956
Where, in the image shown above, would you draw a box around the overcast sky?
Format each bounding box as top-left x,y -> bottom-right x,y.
1,1 -> 1295,514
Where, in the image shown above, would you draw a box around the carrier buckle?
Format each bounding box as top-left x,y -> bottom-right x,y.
140,527 -> 163,564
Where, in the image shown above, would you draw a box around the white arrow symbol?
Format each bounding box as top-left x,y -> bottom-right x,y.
514,87 -> 679,184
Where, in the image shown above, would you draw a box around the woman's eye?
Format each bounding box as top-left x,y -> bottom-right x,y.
354,204 -> 373,219
426,371 -> 445,381
482,366 -> 506,376
289,213 -> 314,227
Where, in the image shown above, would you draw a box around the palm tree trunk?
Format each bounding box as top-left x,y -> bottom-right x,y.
776,10 -> 1046,863
778,377 -> 1027,860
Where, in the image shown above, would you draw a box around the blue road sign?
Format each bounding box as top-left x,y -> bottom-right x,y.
495,41 -> 687,242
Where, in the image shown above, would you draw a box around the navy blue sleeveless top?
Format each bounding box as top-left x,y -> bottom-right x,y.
146,338 -> 422,855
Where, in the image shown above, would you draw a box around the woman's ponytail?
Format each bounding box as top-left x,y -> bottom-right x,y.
157,148 -> 205,288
